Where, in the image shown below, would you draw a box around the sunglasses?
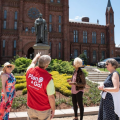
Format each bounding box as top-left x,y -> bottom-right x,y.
106,64 -> 109,66
7,66 -> 12,68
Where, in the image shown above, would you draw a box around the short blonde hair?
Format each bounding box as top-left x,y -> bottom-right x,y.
74,57 -> 83,67
106,59 -> 118,69
38,55 -> 51,68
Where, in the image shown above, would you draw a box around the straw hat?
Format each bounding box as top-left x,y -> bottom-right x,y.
2,62 -> 15,71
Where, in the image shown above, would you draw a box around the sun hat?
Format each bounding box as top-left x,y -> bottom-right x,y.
2,62 -> 15,71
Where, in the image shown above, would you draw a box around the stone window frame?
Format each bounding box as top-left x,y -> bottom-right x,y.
73,30 -> 78,43
83,31 -> 87,43
92,32 -> 96,44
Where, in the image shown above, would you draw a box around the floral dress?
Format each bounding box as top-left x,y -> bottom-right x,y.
0,73 -> 16,120
98,71 -> 119,120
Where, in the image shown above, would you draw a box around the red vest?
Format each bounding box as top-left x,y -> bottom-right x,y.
26,66 -> 52,111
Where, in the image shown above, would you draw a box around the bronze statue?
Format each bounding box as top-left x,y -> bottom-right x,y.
34,13 -> 48,44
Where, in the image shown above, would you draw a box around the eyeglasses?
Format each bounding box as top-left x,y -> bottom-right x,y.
7,66 -> 12,68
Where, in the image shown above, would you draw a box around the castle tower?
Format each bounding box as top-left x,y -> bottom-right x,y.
106,0 -> 115,58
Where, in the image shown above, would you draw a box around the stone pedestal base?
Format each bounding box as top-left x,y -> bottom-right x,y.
33,43 -> 50,56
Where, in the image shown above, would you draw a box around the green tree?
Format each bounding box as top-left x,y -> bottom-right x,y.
79,53 -> 87,65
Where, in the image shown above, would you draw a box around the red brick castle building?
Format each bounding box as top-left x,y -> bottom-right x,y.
0,0 -> 120,64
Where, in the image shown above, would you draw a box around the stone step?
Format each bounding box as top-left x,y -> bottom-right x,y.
90,79 -> 105,82
88,76 -> 107,79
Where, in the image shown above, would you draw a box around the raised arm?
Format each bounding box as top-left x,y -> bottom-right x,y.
27,53 -> 41,71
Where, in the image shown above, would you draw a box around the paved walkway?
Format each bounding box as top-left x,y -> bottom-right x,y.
53,115 -> 98,120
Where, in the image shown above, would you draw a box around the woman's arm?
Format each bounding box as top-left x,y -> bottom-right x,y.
98,72 -> 119,92
1,74 -> 8,101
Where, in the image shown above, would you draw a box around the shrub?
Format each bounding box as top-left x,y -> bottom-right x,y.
11,57 -> 32,74
15,82 -> 26,91
22,88 -> 27,95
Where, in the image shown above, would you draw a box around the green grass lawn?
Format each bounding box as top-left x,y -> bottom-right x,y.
98,67 -> 120,74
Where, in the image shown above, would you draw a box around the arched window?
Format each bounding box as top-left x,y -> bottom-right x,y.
31,27 -> 35,33
84,50 -> 87,58
74,49 -> 78,58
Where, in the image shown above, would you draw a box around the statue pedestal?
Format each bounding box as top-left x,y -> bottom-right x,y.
33,43 -> 50,56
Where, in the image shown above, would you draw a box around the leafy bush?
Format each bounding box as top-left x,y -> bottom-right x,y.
47,59 -> 88,75
11,57 -> 32,74
22,88 -> 27,95
15,82 -> 26,91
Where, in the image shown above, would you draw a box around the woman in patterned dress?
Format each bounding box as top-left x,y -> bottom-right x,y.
0,62 -> 16,120
98,59 -> 120,120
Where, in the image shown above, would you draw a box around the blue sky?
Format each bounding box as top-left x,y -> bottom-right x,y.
69,0 -> 120,45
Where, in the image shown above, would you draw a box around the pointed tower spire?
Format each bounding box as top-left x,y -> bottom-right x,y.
107,0 -> 112,8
